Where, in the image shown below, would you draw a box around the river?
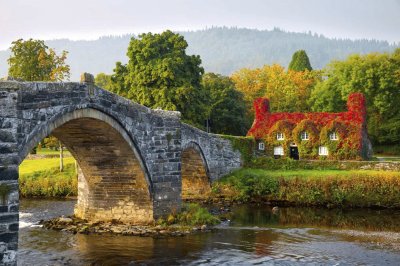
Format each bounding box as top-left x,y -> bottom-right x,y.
18,199 -> 400,265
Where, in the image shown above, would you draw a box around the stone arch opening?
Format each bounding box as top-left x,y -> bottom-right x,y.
20,108 -> 154,224
181,142 -> 211,199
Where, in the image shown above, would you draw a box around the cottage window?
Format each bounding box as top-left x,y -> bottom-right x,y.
329,132 -> 338,141
276,132 -> 284,140
258,142 -> 265,151
300,131 -> 309,140
319,146 -> 329,156
274,146 -> 284,156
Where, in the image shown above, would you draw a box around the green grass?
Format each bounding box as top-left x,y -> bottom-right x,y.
157,203 -> 220,226
20,157 -> 75,175
19,163 -> 77,198
214,168 -> 400,208
19,157 -> 77,198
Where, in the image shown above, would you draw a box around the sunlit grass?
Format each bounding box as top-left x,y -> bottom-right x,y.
20,157 -> 75,175
19,163 -> 78,198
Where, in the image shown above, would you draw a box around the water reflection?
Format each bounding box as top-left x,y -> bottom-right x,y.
230,204 -> 400,232
18,199 -> 400,265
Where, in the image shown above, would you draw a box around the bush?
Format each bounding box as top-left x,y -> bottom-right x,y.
214,168 -> 400,208
19,164 -> 77,198
177,203 -> 220,226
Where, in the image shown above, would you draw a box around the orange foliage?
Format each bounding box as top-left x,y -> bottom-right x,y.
231,64 -> 319,113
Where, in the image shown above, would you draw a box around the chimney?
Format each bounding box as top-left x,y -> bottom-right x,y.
254,98 -> 270,121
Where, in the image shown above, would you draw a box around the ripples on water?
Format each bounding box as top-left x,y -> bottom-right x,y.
18,199 -> 400,265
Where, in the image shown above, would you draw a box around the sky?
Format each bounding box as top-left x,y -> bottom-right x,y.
1,0 -> 400,50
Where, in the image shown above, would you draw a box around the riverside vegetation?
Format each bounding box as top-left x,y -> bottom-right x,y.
19,150 -> 400,237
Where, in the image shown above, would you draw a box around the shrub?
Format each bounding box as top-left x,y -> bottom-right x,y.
214,168 -> 400,208
176,203 -> 220,226
19,164 -> 77,198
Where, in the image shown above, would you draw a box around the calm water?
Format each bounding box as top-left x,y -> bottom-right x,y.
18,199 -> 400,265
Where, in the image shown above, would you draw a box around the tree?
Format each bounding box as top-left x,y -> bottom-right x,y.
232,64 -> 319,117
288,50 -> 313,71
309,49 -> 400,144
8,39 -> 70,162
201,73 -> 249,135
110,30 -> 205,126
95,73 -> 112,90
8,39 -> 70,81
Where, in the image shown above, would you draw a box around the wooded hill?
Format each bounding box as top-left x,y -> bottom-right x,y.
0,27 -> 398,80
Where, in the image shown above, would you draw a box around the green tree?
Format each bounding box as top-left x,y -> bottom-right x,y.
288,50 -> 313,71
8,39 -> 70,159
8,39 -> 70,81
95,73 -> 112,90
110,30 -> 205,126
201,73 -> 249,135
309,49 -> 400,144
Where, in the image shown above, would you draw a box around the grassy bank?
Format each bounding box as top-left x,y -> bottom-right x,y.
20,157 -> 75,175
20,157 -> 77,198
212,168 -> 400,208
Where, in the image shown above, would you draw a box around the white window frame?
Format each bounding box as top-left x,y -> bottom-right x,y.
258,142 -> 265,151
319,146 -> 329,156
274,146 -> 284,156
276,132 -> 284,140
300,131 -> 309,140
329,132 -> 338,141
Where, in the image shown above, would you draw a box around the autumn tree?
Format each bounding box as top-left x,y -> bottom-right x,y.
309,49 -> 400,144
288,50 -> 313,71
110,30 -> 205,126
231,64 -> 319,117
201,73 -> 249,135
8,39 -> 70,81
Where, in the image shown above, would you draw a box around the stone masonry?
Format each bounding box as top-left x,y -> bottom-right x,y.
0,78 -> 242,265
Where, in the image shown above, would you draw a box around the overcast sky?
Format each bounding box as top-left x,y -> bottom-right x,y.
1,0 -> 399,50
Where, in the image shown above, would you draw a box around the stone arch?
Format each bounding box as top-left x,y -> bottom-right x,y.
19,108 -> 154,224
181,142 -> 211,199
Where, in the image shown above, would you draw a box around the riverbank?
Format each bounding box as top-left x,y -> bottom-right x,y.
20,155 -> 400,209
211,167 -> 400,208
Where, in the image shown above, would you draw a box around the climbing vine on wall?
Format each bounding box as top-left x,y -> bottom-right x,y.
248,93 -> 368,160
292,119 -> 319,159
265,120 -> 295,157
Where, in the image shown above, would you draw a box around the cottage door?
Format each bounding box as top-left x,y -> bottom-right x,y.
290,146 -> 299,160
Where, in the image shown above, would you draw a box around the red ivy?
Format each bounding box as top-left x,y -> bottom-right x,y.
247,93 -> 367,158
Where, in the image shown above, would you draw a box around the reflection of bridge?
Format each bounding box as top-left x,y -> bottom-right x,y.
0,76 -> 242,263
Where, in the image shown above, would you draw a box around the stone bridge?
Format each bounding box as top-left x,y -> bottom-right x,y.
0,78 -> 242,263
